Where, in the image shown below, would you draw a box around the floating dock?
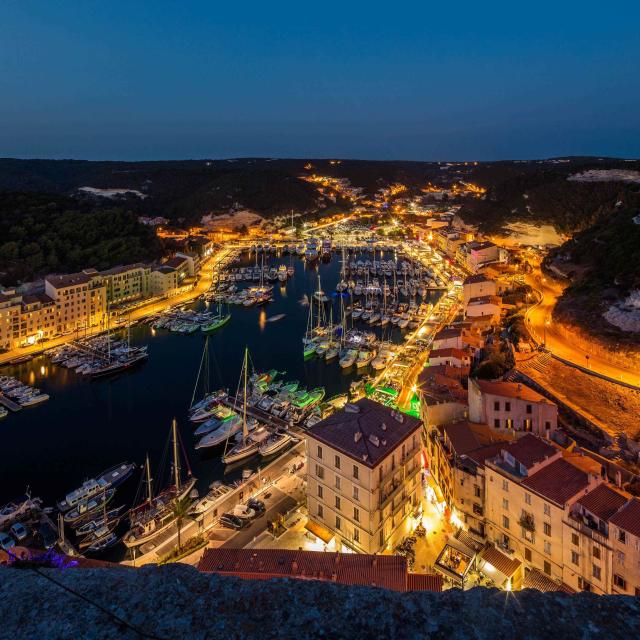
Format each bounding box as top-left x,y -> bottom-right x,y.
0,394 -> 21,412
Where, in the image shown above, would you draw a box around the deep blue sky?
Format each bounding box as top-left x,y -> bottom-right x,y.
1,1 -> 639,160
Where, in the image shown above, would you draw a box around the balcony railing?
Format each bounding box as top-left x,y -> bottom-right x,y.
566,514 -> 610,547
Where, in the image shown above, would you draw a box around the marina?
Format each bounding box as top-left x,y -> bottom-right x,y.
0,240 -> 451,559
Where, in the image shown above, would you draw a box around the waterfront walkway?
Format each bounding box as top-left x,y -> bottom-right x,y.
0,247 -> 235,368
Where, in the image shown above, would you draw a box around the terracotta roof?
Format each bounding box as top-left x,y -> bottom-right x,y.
407,573 -> 443,592
21,292 -> 54,306
429,348 -> 469,360
433,328 -> 462,341
100,262 -> 148,276
523,568 -> 575,593
306,398 -> 422,469
466,442 -> 511,468
475,379 -> 549,404
576,484 -> 629,522
166,255 -> 188,268
45,272 -> 94,288
467,295 -> 501,306
443,422 -> 482,456
609,498 -> 640,538
501,434 -> 559,470
522,458 -> 591,505
197,549 -> 441,592
463,274 -> 494,285
480,544 -> 521,578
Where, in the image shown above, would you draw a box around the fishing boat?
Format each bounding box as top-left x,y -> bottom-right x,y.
356,349 -> 376,368
123,421 -> 197,548
84,529 -> 120,553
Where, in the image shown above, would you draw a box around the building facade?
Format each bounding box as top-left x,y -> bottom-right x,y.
306,399 -> 423,554
468,379 -> 557,438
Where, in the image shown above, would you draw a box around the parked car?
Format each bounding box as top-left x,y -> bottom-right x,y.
219,513 -> 250,531
10,522 -> 28,542
0,532 -> 16,551
247,498 -> 266,515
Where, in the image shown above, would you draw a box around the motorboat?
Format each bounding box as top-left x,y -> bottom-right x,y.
64,488 -> 115,524
339,348 -> 358,368
259,430 -> 293,457
356,350 -> 376,368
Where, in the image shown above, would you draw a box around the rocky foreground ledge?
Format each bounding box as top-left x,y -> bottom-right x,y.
1,564 -> 639,639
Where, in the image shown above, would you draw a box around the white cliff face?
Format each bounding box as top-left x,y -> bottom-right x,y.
1,564 -> 640,640
568,170 -> 640,183
604,290 -> 640,332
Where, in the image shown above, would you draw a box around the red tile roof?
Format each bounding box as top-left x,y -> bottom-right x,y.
475,379 -> 549,403
429,348 -> 469,360
464,274 -> 494,285
609,498 -> 640,538
501,434 -> 559,470
407,573 -> 443,592
197,549 -> 441,592
576,484 -> 629,522
523,568 -> 575,593
522,458 -> 591,505
480,544 -> 521,578
433,328 -> 462,341
306,398 -> 422,469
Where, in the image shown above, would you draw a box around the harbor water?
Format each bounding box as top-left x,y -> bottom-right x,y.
0,250 -> 441,523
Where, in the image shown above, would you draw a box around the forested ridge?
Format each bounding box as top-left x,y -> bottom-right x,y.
0,192 -> 163,286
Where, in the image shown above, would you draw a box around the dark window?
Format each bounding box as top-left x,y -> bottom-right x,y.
571,533 -> 579,546
354,507 -> 360,522
593,547 -> 601,560
494,401 -> 500,411
526,404 -> 532,414
505,402 -> 511,412
494,418 -> 500,428
318,504 -> 323,518
545,421 -> 551,430
614,574 -> 626,590
543,523 -> 551,536
524,548 -> 532,562
335,496 -> 341,510
618,529 -> 626,544
317,445 -> 323,459
335,516 -> 341,530
353,528 -> 360,543
335,455 -> 341,469
543,561 -> 551,575
317,485 -> 323,498
353,465 -> 359,480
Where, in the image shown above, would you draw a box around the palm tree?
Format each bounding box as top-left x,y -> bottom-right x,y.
172,495 -> 192,552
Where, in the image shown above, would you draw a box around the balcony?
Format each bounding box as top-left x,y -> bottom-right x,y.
519,512 -> 536,533
566,513 -> 609,547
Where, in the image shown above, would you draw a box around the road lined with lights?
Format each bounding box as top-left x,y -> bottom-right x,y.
525,269 -> 640,388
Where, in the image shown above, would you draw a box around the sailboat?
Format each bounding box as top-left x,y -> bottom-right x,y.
201,300 -> 231,332
303,296 -> 317,358
221,348 -> 268,464
123,421 -> 197,548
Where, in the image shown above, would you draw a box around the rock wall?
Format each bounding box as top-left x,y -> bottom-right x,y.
1,563 -> 639,639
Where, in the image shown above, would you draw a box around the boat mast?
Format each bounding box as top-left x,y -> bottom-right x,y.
172,419 -> 181,491
145,453 -> 153,503
242,347 -> 248,443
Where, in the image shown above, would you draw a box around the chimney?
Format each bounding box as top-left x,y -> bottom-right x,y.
381,422 -> 387,431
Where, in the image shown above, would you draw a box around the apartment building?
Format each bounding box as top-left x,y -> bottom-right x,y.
456,241 -> 508,273
609,498 -> 640,596
44,270 -> 107,335
149,266 -> 179,297
562,483 -> 629,594
306,398 -> 423,554
100,263 -> 151,306
428,421 -> 510,540
462,274 -> 497,306
468,379 -> 557,438
0,290 -> 57,351
485,435 -> 602,583
465,295 -> 502,323
428,347 -> 472,370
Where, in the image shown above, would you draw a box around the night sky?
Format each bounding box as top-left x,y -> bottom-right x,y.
2,1 -> 639,160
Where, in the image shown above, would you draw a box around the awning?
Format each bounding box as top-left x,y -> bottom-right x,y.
479,544 -> 521,582
305,519 -> 334,544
